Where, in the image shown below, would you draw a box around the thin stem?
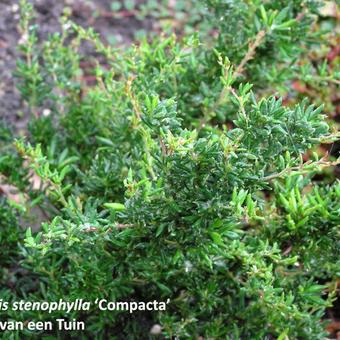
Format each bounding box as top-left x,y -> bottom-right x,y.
261,157 -> 339,182
198,30 -> 267,131
233,30 -> 266,78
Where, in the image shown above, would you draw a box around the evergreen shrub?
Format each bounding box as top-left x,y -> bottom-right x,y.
0,0 -> 339,338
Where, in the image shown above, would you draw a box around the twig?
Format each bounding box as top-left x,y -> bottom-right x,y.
198,30 -> 266,131
126,76 -> 142,121
261,157 -> 339,182
234,30 -> 266,78
116,223 -> 135,229
159,136 -> 168,156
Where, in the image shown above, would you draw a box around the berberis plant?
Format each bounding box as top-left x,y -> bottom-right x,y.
0,0 -> 339,338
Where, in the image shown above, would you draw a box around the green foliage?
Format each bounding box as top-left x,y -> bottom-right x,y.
0,0 -> 339,339
0,121 -> 29,191
0,198 -> 21,269
270,177 -> 340,279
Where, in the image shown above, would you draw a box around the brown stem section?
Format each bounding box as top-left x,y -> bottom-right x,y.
198,30 -> 266,131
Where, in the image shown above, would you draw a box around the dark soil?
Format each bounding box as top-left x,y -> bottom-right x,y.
0,0 -> 153,130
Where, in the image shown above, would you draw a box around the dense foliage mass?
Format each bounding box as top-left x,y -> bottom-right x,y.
0,0 -> 339,338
